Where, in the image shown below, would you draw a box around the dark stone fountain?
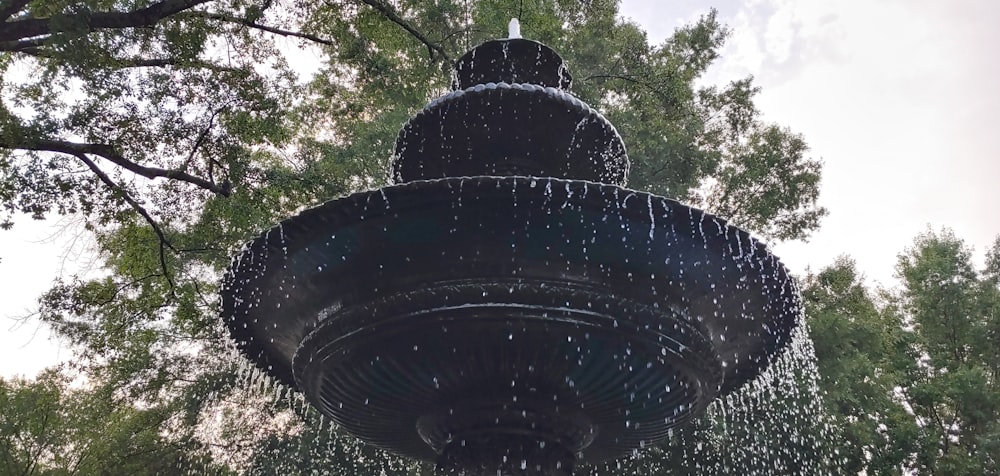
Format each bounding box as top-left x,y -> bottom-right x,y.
221,22 -> 800,476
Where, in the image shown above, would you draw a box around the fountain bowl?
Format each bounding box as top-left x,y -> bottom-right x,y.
221,175 -> 800,465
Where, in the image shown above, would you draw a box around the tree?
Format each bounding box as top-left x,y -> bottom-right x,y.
296,0 -> 827,239
801,233 -> 1000,475
802,258 -> 920,474
889,229 -> 1000,474
1,1 -> 829,473
0,368 -> 228,475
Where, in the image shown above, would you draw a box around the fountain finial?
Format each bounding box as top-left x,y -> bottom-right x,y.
508,18 -> 522,39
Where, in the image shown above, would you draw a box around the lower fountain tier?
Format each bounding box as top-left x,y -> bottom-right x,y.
220,176 -> 800,463
293,277 -> 720,464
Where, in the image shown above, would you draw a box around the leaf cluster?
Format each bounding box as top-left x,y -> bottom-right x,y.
803,230 -> 1000,474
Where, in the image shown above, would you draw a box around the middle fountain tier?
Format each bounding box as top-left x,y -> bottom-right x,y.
221,33 -> 800,476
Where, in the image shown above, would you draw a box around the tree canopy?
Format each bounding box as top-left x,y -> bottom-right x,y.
803,231 -> 1000,475
0,0 -> 845,474
0,369 -> 228,475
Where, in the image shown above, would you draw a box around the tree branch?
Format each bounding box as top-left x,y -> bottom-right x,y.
187,11 -> 335,45
0,0 -> 210,43
3,46 -> 249,80
583,72 -> 685,108
0,45 -> 239,74
355,0 -> 453,63
183,105 -> 227,170
0,138 -> 231,196
0,0 -> 29,22
583,73 -> 660,94
438,26 -> 488,44
0,35 -> 46,52
89,274 -> 165,307
71,152 -> 176,291
3,44 -> 46,57
114,57 -> 242,73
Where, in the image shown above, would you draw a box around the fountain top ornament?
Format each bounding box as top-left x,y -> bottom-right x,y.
509,18 -> 522,39
221,20 -> 800,476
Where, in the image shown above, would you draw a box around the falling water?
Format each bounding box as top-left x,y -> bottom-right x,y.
215,23 -> 837,476
197,317 -> 839,475
579,321 -> 843,475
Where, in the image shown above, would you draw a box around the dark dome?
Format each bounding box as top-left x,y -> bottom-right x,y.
391,83 -> 628,185
452,39 -> 572,90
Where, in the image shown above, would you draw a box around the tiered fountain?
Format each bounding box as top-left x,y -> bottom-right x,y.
221,21 -> 800,476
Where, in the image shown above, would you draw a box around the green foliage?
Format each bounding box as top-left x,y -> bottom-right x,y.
245,406 -> 428,476
0,369 -> 227,475
803,258 -> 919,474
705,124 -> 825,241
1,0 -> 834,474
892,229 -> 1000,474
805,232 -> 1000,475
298,3 -> 827,240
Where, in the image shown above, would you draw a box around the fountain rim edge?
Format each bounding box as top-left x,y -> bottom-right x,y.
219,175 -> 801,398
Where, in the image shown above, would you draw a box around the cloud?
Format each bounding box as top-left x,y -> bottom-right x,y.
622,0 -> 1000,282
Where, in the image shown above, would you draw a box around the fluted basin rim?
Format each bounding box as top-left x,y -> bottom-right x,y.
220,175 -> 800,397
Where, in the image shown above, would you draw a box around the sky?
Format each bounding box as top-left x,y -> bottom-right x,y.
618,0 -> 1000,283
2,0 -> 999,379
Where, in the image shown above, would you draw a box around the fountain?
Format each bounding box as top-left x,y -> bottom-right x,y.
221,20 -> 800,476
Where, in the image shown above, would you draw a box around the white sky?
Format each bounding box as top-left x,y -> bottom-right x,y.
2,0 -> 999,378
619,0 -> 1000,284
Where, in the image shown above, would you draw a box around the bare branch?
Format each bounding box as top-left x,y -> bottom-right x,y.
188,11 -> 335,45
2,43 -> 247,77
583,73 -> 678,104
71,152 -> 176,291
114,57 -> 242,73
125,56 -> 182,68
3,44 -> 48,57
355,0 -> 453,63
0,0 -> 210,44
438,26 -> 488,44
0,138 -> 231,196
583,73 -> 648,86
183,105 -> 227,169
0,45 -> 235,75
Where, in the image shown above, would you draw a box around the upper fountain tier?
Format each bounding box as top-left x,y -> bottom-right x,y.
451,38 -> 572,90
390,37 -> 629,185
